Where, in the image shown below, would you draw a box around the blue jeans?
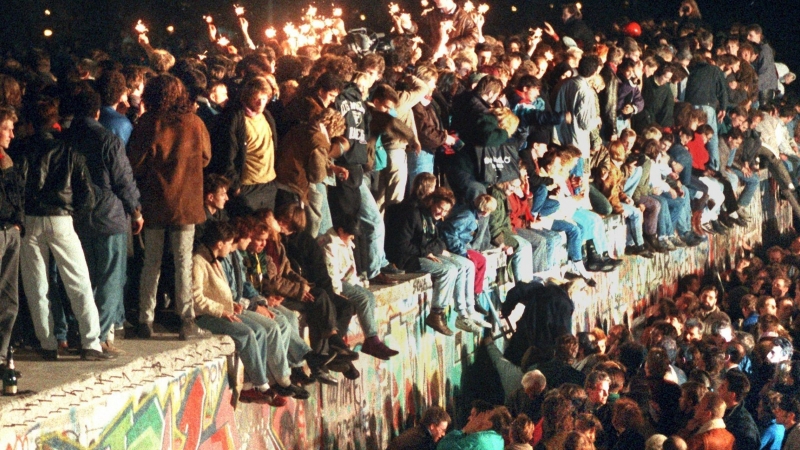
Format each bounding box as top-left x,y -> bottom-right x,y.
138,225 -> 195,324
516,228 -> 555,272
697,105 -> 719,170
653,195 -> 674,236
573,209 -> 608,254
623,167 -> 643,198
531,185 -> 549,216
508,235 -> 533,283
418,255 -> 458,310
197,311 -> 276,387
439,253 -> 475,315
406,151 -> 435,197
271,304 -> 311,367
730,169 -> 760,207
551,219 -> 583,262
622,203 -> 644,246
80,232 -> 128,343
341,281 -> 378,338
307,183 -> 332,238
359,177 -> 389,279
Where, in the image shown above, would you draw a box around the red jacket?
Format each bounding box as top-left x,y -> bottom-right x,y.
686,428 -> 735,450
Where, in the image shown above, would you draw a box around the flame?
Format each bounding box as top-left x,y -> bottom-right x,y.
299,23 -> 311,34
43,29 -> 53,37
332,7 -> 342,17
217,36 -> 230,46
511,5 -> 517,12
421,0 -> 429,6
265,27 -> 277,38
576,2 -> 582,10
312,19 -> 325,29
284,23 -> 298,37
306,5 -> 317,16
44,9 -> 51,16
134,19 -> 148,34
234,5 -> 245,16
388,3 -> 400,15
166,25 -> 175,33
204,15 -> 213,23
463,1 -> 474,12
478,4 -> 489,14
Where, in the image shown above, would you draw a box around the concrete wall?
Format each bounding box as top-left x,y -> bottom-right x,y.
0,176 -> 792,450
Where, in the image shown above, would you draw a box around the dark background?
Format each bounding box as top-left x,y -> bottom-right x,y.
1,0 -> 798,69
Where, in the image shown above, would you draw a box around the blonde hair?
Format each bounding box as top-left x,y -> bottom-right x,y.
474,194 -> 498,214
490,107 -> 520,137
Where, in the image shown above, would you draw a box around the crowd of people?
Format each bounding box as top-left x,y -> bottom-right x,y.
0,0 -> 798,438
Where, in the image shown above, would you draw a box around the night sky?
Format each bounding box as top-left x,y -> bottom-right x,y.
1,0 -> 798,69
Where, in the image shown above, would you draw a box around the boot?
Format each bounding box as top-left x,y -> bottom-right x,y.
425,310 -> 453,336
644,234 -> 667,253
585,241 -> 614,271
691,210 -> 705,237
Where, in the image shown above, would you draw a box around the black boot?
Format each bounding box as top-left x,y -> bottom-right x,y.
585,241 -> 614,272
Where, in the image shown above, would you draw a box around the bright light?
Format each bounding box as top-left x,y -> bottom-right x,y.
265,27 -> 277,38
359,14 -> 366,21
234,5 -> 245,16
204,15 -> 213,23
44,9 -> 51,16
511,5 -> 517,12
306,6 -> 317,16
478,4 -> 489,14
166,25 -> 175,33
463,1 -> 474,12
421,0 -> 429,6
332,8 -> 342,17
217,36 -> 230,46
134,20 -> 148,34
43,29 -> 53,37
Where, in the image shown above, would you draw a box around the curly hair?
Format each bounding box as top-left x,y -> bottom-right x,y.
141,74 -> 190,116
315,108 -> 346,138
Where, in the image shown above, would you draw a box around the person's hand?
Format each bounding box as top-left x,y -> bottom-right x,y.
0,150 -> 12,170
255,304 -> 275,319
138,33 -> 150,46
781,154 -> 789,161
233,303 -> 244,314
742,165 -> 753,177
301,285 -> 315,302
668,172 -> 679,179
625,197 -> 634,205
622,104 -> 635,115
564,111 -> 573,125
132,215 -> 144,235
638,204 -> 646,212
238,17 -> 249,34
669,188 -> 678,199
426,253 -> 441,263
441,249 -> 451,257
543,22 -> 556,38
267,295 -> 283,307
222,312 -> 242,322
717,110 -> 726,123
445,134 -> 457,146
332,165 -> 350,180
408,140 -> 421,155
474,13 -> 485,29
208,23 -> 218,41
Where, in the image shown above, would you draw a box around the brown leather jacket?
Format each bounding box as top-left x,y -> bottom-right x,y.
417,6 -> 479,52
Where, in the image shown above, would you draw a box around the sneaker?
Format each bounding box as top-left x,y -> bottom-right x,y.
455,315 -> 482,334
272,382 -> 310,400
737,209 -> 751,221
380,263 -> 405,275
711,220 -> 728,234
240,388 -> 286,406
81,348 -> 117,361
101,341 -> 126,356
470,313 -> 492,329
425,312 -> 454,336
305,351 -> 336,369
179,320 -> 200,340
137,322 -> 153,339
361,337 -> 399,360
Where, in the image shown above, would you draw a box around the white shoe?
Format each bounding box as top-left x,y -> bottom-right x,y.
455,316 -> 483,334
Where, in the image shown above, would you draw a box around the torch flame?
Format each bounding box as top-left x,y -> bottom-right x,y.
300,23 -> 311,34
134,20 -> 148,34
217,36 -> 230,46
234,5 -> 245,16
306,6 -> 317,16
478,4 -> 489,14
204,15 -> 213,23
463,1 -> 475,12
421,0 -> 429,7
332,7 -> 342,17
388,3 -> 400,15
265,27 -> 277,38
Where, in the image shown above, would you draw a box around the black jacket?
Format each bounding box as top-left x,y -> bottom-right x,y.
207,104 -> 279,192
642,75 -> 675,128
386,425 -> 436,450
451,91 -> 508,148
0,163 -> 24,229
68,117 -> 140,235
685,61 -> 729,111
335,84 -> 370,169
723,402 -> 761,450
17,130 -> 95,217
385,202 -> 446,272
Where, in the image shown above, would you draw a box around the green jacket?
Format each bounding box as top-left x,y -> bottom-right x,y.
488,187 -> 520,250
437,430 -> 505,450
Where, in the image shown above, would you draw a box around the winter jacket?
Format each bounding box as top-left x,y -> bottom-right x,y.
554,76 -> 602,157
367,106 -> 416,171
68,117 -> 140,235
437,430 -> 505,450
412,101 -> 448,152
488,187 -> 520,250
599,63 -> 619,140
753,42 -> 779,92
642,75 -> 675,128
385,202 -> 446,272
275,121 -> 330,202
222,250 -> 266,312
192,245 -> 235,318
381,76 -> 427,151
18,130 -> 95,217
685,61 -> 729,111
99,105 -> 133,145
616,77 -> 645,118
206,104 -> 278,192
722,402 -> 760,450
451,91 -> 509,148
335,84 -> 370,169
439,203 -> 480,256
129,111 -> 210,226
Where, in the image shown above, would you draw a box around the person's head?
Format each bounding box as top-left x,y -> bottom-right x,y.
584,370 -> 611,406
684,317 -> 704,342
772,276 -> 791,298
516,75 -> 543,103
679,0 -> 701,18
426,187 -> 456,220
434,0 -> 456,11
611,397 -> 644,434
556,334 -> 580,363
474,194 -> 498,218
709,319 -> 734,343
141,73 -> 190,116
521,369 -> 547,398
757,295 -> 778,317
274,202 -> 307,235
203,174 -> 231,214
574,413 -> 602,443
420,406 -> 451,443
200,220 -> 237,258
718,369 -> 750,408
232,216 -> 255,251
541,392 -> 577,438
698,285 -> 718,311
562,3 -> 583,22
208,81 -> 229,107
0,106 -> 17,151
97,70 -> 129,107
680,381 -> 709,413
359,53 -> 385,86
467,399 -> 494,427
248,222 -> 271,253
663,436 -> 688,450
775,393 -> 800,427
645,347 -> 672,379
410,172 -> 437,202
71,87 -> 102,119
372,84 -> 399,113
745,24 -> 763,44
474,75 -> 504,104
508,414 -> 536,444
619,129 -> 637,152
334,215 -> 360,245
694,391 -> 727,425
577,55 -> 603,78
654,63 -> 675,86
239,76 -> 273,114
563,431 -> 595,450
313,72 -> 344,108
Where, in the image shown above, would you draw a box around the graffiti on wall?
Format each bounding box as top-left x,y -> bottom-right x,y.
1,358 -> 238,450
